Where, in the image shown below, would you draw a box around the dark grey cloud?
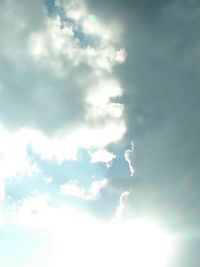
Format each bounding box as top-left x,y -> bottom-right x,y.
119,0 -> 200,225
86,0 -> 174,27
86,0 -> 200,264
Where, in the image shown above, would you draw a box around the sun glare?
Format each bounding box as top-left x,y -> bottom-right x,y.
109,219 -> 173,267
43,209 -> 173,267
13,201 -> 174,267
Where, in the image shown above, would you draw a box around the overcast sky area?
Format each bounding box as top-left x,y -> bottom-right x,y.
0,0 -> 200,266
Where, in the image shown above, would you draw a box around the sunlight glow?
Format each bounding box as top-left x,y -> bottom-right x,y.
51,217 -> 173,267
110,219 -> 173,267
14,198 -> 173,267
41,214 -> 171,266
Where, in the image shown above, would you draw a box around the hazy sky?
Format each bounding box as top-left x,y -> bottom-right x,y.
0,0 -> 200,266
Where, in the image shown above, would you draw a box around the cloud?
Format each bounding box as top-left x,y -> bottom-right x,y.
0,124 -> 38,180
86,0 -> 200,223
82,5 -> 200,267
90,148 -> 116,165
120,0 -> 200,220
0,0 -> 125,134
114,191 -> 130,220
0,3 -> 131,231
124,142 -> 135,176
15,193 -> 51,227
0,0 -> 128,190
60,178 -> 107,200
60,182 -> 86,199
85,0 -> 174,23
43,176 -> 53,184
1,0 -> 199,265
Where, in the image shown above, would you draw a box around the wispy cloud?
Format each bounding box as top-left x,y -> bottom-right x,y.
124,142 -> 135,176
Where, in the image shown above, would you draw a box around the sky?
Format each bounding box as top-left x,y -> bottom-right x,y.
0,0 -> 200,266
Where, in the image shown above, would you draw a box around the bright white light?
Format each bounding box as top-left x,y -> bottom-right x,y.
109,219 -> 173,267
60,218 -> 172,267
18,202 -> 173,267
48,217 -> 173,267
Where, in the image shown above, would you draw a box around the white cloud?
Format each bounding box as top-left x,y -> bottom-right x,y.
15,193 -> 51,228
60,182 -> 86,199
124,142 -> 135,176
27,1 -> 125,73
29,121 -> 125,162
86,80 -> 122,106
0,124 -> 38,180
0,119 -> 125,185
90,149 -> 116,165
56,0 -> 87,21
60,178 -> 107,200
114,191 -> 130,220
43,176 -> 53,184
88,179 -> 108,197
